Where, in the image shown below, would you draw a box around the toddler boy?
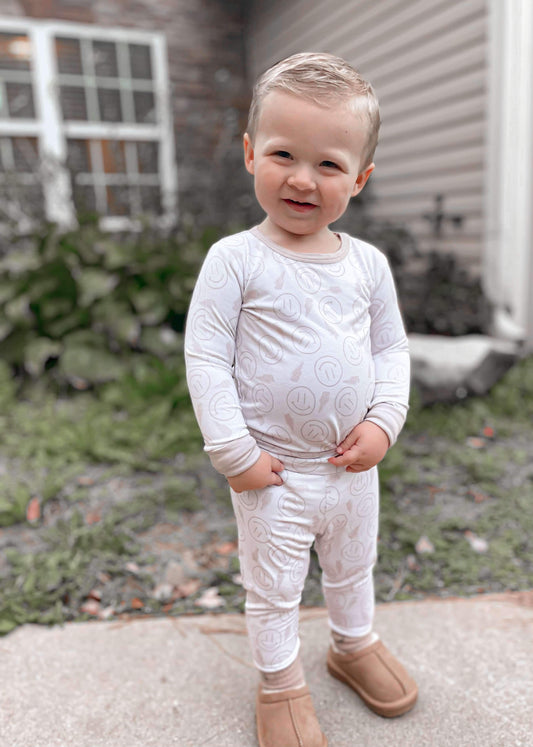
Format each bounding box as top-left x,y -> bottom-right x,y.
185,52 -> 417,747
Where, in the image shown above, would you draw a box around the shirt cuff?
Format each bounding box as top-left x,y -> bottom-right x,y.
365,402 -> 408,447
205,434 -> 262,477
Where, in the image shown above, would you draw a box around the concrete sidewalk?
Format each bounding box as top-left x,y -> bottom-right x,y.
1,593 -> 532,747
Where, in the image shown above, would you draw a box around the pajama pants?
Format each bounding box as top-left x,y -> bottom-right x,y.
230,456 -> 379,673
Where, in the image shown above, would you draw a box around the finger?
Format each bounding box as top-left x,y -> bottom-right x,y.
336,428 -> 360,455
346,464 -> 366,473
269,471 -> 284,486
329,446 -> 360,467
271,457 -> 285,473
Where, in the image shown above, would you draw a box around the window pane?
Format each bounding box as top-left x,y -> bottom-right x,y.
67,137 -> 164,218
93,40 -> 118,78
129,43 -> 152,80
133,91 -> 155,124
106,185 -> 130,216
0,182 -> 44,218
25,184 -> 45,218
0,137 -> 13,170
6,81 -> 35,118
66,139 -> 92,173
140,185 -> 161,214
60,86 -> 88,120
55,37 -> 83,75
97,87 -> 122,122
0,33 -> 32,71
12,137 -> 39,172
72,184 -> 97,214
101,140 -> 126,173
136,141 -> 158,173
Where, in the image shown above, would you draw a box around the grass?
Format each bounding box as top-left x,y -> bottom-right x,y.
0,511 -> 141,635
372,355 -> 533,602
1,354 -> 533,633
0,356 -> 203,526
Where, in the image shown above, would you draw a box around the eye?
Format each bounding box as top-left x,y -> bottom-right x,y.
321,160 -> 340,169
274,150 -> 292,159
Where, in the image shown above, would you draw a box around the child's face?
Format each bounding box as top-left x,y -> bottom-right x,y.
243,90 -> 374,244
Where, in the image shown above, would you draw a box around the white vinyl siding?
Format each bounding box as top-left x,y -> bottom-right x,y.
247,0 -> 488,265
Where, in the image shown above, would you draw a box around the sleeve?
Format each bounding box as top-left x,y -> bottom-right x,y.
364,251 -> 410,446
184,238 -> 262,476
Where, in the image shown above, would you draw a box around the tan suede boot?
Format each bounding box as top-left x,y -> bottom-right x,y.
327,640 -> 418,718
256,685 -> 328,747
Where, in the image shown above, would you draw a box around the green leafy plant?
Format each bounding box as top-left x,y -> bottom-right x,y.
0,220 -> 220,386
398,251 -> 492,336
338,200 -> 491,337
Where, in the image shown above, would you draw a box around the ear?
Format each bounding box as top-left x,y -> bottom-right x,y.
243,133 -> 255,175
351,162 -> 375,197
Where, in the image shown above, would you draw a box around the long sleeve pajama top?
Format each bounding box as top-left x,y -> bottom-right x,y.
184,228 -> 410,477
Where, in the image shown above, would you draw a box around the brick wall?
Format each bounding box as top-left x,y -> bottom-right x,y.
0,0 -> 257,227
0,0 -> 20,17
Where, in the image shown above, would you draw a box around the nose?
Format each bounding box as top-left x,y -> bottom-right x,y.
287,165 -> 316,191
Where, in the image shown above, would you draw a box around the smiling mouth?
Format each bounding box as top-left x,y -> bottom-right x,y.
284,199 -> 317,213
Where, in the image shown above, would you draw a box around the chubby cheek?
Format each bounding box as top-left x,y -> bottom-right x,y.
323,185 -> 352,219
253,166 -> 280,204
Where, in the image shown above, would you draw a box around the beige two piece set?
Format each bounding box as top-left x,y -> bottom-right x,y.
185,228 -> 409,672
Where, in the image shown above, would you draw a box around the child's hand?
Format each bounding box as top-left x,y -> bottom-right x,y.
227,450 -> 285,493
328,421 -> 389,472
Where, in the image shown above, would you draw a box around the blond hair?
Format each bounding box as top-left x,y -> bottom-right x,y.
247,52 -> 381,169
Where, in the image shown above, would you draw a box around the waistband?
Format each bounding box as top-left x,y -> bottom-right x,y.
255,437 -> 340,475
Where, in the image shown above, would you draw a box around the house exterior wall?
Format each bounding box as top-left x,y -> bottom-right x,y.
246,0 -> 488,268
484,0 -> 533,348
0,0 -> 251,227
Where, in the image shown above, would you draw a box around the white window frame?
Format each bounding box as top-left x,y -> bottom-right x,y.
0,16 -> 177,229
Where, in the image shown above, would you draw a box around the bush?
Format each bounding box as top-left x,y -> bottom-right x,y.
337,204 -> 491,337
0,219 -> 221,387
397,250 -> 492,337
0,210 -> 493,394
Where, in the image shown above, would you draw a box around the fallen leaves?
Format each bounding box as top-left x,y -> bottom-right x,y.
468,489 -> 490,504
80,599 -> 101,616
466,437 -> 486,450
216,541 -> 238,555
79,589 -> 111,620
84,510 -> 102,525
151,578 -> 202,603
415,535 -> 435,555
464,531 -> 489,554
465,425 -> 495,450
176,579 -> 202,598
194,587 -> 225,610
427,486 -> 445,502
77,475 -> 95,487
26,496 -> 40,524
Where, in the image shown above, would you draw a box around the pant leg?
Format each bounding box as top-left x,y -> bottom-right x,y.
231,472 -> 318,673
314,466 -> 379,637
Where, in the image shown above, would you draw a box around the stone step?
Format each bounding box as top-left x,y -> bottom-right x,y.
409,334 -> 520,404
